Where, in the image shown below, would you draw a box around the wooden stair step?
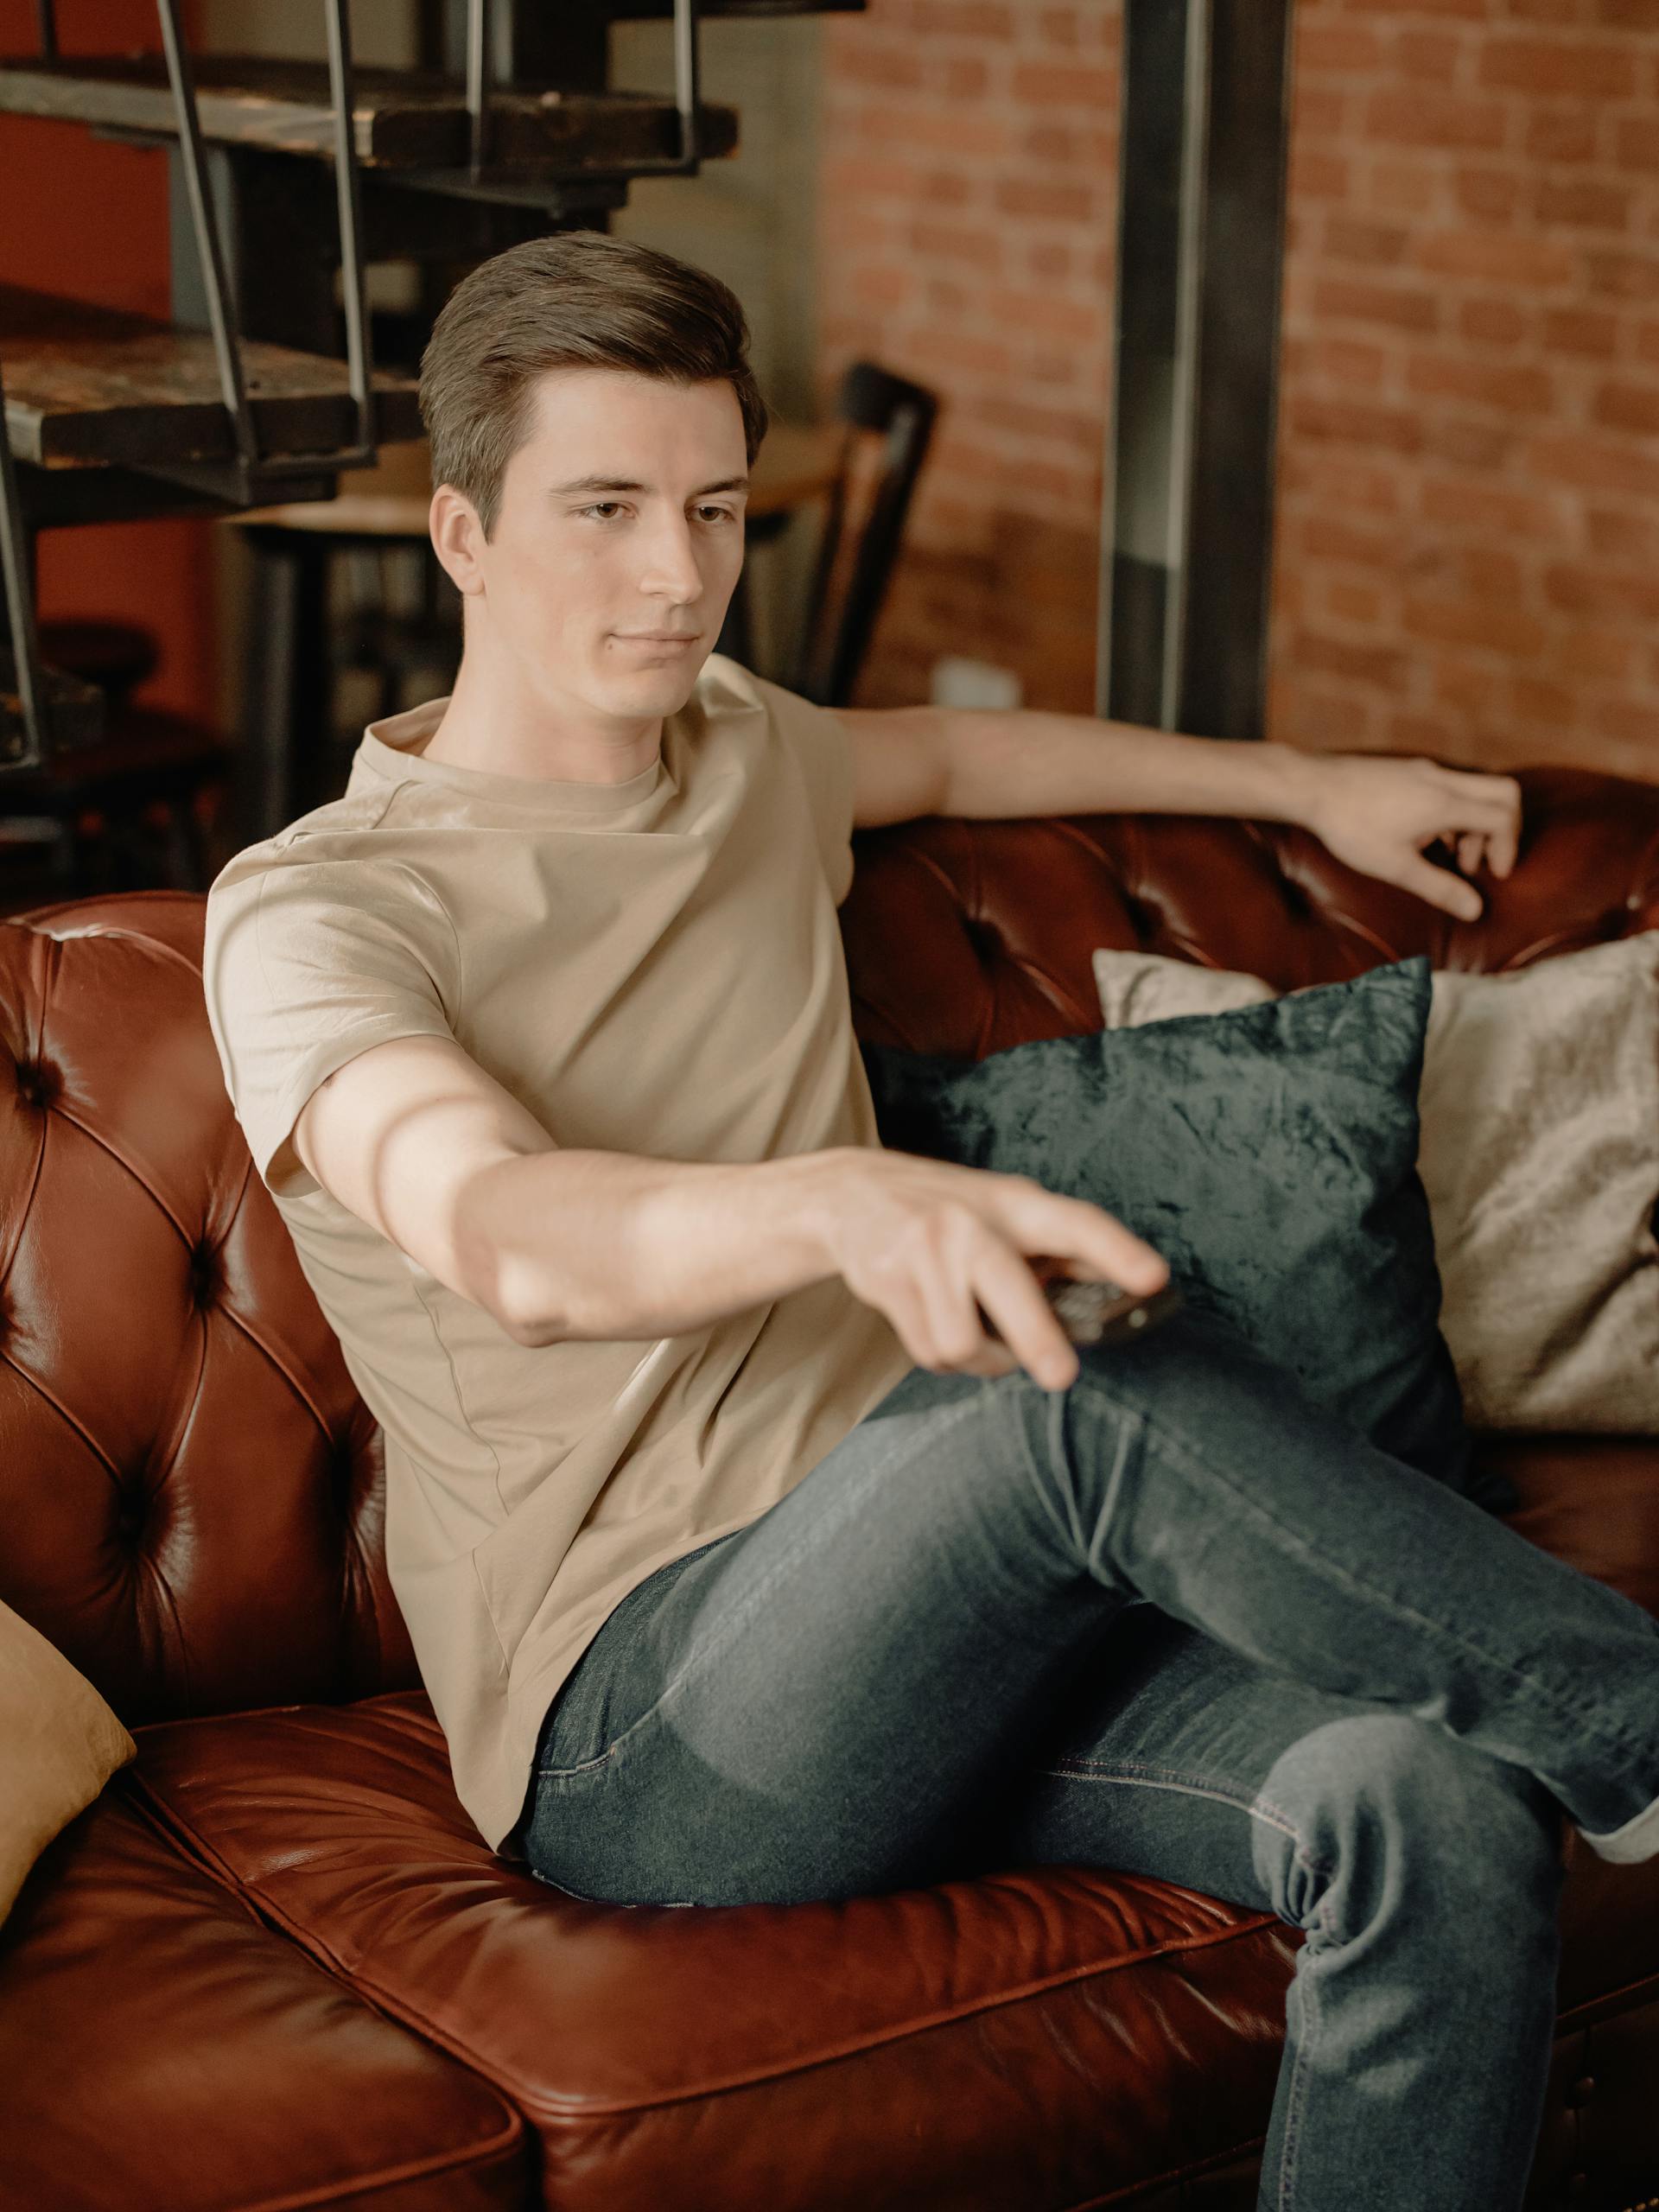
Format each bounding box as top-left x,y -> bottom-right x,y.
2,285 -> 423,471
0,55 -> 739,170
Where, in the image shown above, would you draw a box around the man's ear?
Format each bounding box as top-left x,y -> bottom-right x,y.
429,485 -> 486,599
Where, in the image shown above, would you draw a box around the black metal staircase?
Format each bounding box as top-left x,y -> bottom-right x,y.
0,0 -> 858,784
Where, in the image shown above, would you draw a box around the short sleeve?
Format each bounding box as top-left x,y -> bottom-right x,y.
746,670 -> 856,907
202,854 -> 460,1199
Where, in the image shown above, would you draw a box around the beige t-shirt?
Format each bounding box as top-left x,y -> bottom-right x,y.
201,653 -> 914,1853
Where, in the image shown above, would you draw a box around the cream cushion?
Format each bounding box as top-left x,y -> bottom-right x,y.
1,1598 -> 136,1924
1091,936 -> 1659,1433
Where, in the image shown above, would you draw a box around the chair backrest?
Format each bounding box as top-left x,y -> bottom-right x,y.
790,359 -> 939,709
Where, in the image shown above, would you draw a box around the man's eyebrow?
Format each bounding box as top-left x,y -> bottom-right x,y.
549,474 -> 751,497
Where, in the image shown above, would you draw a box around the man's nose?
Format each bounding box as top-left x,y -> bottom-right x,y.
638,518 -> 704,601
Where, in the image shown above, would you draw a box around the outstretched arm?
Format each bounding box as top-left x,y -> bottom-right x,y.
841,703 -> 1522,922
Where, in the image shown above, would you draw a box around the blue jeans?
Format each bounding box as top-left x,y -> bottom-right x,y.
512,1307 -> 1659,2211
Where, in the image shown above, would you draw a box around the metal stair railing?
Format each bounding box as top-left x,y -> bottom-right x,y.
23,0 -> 379,499
151,0 -> 380,492
442,0 -> 708,188
0,356 -> 50,772
6,0 -> 712,770
5,0 -> 386,770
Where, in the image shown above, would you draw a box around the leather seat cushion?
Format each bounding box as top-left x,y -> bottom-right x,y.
128,1694 -> 1304,2210
125,1689 -> 1659,2211
0,1789 -> 528,2212
1478,1432 -> 1659,1619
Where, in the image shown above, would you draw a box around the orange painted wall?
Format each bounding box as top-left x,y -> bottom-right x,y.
2,0 -> 217,722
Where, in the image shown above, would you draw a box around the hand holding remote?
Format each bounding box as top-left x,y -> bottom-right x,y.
819,1147 -> 1171,1391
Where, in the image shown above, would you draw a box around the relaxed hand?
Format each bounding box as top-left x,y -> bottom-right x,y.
1303,755 -> 1523,923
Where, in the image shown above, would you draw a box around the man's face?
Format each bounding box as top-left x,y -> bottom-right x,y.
459,366 -> 749,720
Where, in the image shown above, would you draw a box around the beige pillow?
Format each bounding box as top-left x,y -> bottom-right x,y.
1090,937 -> 1659,1433
1,1599 -> 136,1924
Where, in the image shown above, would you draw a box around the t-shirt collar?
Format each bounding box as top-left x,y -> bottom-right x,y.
357,694 -> 681,816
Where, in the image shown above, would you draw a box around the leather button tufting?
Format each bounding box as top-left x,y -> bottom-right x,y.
1567,2075 -> 1596,2108
14,1058 -> 58,1109
115,1493 -> 145,1541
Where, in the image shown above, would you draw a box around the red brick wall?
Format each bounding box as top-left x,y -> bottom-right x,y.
2,0 -> 217,726
816,0 -> 1118,713
1272,3 -> 1659,781
821,1 -> 1659,783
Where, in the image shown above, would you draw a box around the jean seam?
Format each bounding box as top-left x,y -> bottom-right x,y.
1055,1366 -> 1659,1777
525,1865 -> 698,1909
991,1367 -> 1103,1563
1277,1903 -> 1327,2211
535,1389 -> 992,1783
1033,1756 -> 1338,1877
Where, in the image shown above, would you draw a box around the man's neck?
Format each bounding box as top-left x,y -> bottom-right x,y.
419,654 -> 664,786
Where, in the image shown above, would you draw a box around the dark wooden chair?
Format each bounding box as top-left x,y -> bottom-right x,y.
785,359 -> 939,709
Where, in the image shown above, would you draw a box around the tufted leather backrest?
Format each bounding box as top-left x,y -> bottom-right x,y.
3,764 -> 1656,1724
0,893 -> 417,1724
838,765 -> 1659,1054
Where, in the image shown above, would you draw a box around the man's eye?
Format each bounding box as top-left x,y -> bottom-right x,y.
580,503 -> 625,521
698,505 -> 739,524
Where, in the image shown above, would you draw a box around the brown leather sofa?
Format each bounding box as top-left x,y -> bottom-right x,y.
3,762 -> 1657,2212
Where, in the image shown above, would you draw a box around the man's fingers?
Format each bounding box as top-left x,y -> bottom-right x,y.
1056,1199 -> 1170,1295
971,1243 -> 1078,1388
1403,854 -> 1484,920
1439,770 -> 1522,876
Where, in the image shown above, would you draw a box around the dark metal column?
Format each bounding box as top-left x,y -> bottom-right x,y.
1096,0 -> 1295,741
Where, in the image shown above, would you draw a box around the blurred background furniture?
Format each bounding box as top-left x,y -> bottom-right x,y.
788,357 -> 937,709
0,619 -> 232,916
3,766 -> 1657,2210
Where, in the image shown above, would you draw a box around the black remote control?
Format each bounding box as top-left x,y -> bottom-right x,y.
983,1273 -> 1184,1349
1044,1274 -> 1183,1346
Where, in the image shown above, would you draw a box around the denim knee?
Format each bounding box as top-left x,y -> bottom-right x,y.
1250,1715 -> 1566,1942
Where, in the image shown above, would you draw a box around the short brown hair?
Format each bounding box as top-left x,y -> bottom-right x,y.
419,230 -> 769,540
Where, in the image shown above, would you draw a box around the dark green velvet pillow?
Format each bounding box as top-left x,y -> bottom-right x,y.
860,954 -> 1515,1515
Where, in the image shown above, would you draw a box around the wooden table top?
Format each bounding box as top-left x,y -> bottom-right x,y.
231,419 -> 846,537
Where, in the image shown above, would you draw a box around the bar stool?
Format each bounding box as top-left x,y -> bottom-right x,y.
0,620 -> 232,902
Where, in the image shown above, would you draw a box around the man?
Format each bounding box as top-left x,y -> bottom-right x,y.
203,230 -> 1659,2212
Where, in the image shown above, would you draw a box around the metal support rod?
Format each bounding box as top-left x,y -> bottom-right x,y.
1160,0 -> 1211,729
590,0 -> 703,176
324,0 -> 378,452
671,0 -> 701,166
466,0 -> 493,176
1097,0 -> 1292,739
0,360 -> 47,767
155,0 -> 261,475
34,0 -> 57,61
